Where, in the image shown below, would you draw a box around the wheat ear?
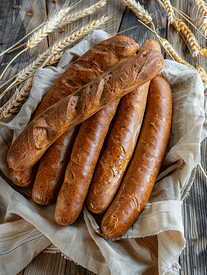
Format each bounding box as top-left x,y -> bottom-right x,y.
138,19 -> 207,83
173,18 -> 201,57
195,0 -> 207,35
0,81 -> 32,120
160,37 -> 207,82
0,16 -> 108,120
118,0 -> 166,52
43,16 -> 108,57
0,0 -> 106,93
117,0 -> 152,24
26,0 -> 75,49
156,0 -> 175,25
172,6 -> 207,39
0,22 -> 45,58
1,16 -> 108,102
0,1 -> 75,80
195,64 -> 207,82
57,0 -> 107,27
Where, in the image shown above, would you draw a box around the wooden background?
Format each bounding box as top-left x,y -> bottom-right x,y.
0,0 -> 207,274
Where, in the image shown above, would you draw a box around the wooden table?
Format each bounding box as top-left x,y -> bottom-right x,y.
0,0 -> 206,274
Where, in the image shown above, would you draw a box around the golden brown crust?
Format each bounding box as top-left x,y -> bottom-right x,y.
10,165 -> 38,187
100,76 -> 172,239
32,126 -> 78,205
87,83 -> 149,214
54,100 -> 119,226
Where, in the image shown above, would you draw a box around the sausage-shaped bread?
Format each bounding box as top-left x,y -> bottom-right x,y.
32,126 -> 78,205
11,35 -> 138,187
87,83 -> 149,214
31,36 -> 137,203
10,165 -> 38,187
7,48 -> 164,171
100,76 -> 172,239
87,40 -> 161,214
54,99 -> 119,226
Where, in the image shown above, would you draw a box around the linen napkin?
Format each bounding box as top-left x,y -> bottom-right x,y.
0,30 -> 206,275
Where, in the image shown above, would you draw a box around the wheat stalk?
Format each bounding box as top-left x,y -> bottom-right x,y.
195,64 -> 207,82
26,0 -> 75,49
0,12 -> 108,101
0,0 -> 106,81
0,1 -> 74,80
198,162 -> 207,181
138,19 -> 207,83
162,0 -> 175,24
0,0 -> 106,93
117,0 -> 152,24
41,16 -> 108,57
57,0 -> 106,27
0,16 -> 108,120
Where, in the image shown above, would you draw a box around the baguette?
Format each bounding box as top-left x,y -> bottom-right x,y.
100,76 -> 172,239
32,126 -> 78,205
54,99 -> 119,226
11,35 -> 137,187
7,48 -> 164,171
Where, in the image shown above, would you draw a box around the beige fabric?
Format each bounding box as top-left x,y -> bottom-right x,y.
0,30 -> 205,275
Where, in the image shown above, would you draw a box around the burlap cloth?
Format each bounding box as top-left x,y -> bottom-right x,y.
0,30 -> 206,275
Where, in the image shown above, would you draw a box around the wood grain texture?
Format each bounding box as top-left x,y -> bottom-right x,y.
17,252 -> 97,275
0,0 -> 48,84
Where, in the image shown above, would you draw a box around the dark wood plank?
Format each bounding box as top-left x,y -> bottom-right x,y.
0,0 -> 48,84
46,0 -> 126,48
18,251 -> 97,275
179,142 -> 207,275
119,0 -> 167,49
